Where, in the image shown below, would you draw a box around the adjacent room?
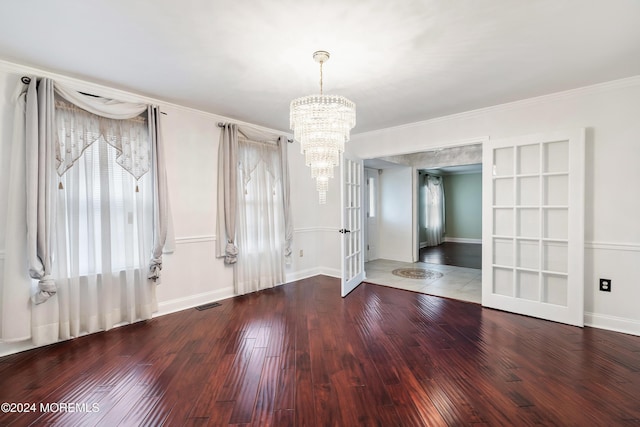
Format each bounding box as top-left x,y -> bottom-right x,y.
363,146 -> 484,303
0,1 -> 639,425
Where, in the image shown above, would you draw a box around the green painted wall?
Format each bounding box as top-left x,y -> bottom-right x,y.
443,173 -> 482,239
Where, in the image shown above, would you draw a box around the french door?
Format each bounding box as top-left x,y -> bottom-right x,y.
482,129 -> 585,326
340,155 -> 364,297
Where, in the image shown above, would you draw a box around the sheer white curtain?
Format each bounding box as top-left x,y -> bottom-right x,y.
0,77 -> 170,346
235,137 -> 286,294
32,98 -> 156,344
425,175 -> 445,247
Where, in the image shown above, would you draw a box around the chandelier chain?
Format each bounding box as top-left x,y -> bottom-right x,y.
319,60 -> 323,95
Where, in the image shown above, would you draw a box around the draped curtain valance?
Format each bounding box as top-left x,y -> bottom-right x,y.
238,137 -> 281,191
55,98 -> 150,181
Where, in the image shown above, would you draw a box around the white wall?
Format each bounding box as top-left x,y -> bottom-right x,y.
285,140 -> 342,280
378,166 -> 414,263
347,76 -> 640,336
0,69 -> 12,286
0,60 -> 334,356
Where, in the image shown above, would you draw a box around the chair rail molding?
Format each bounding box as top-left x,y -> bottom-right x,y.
294,227 -> 339,234
174,235 -> 216,245
585,241 -> 640,252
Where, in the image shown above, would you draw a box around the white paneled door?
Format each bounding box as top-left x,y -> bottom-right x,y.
341,155 -> 365,297
482,129 -> 585,326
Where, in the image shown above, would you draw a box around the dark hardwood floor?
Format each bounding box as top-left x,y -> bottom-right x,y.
1,276 -> 639,426
420,242 -> 482,269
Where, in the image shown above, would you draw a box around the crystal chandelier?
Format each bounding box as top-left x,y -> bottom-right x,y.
290,51 -> 356,204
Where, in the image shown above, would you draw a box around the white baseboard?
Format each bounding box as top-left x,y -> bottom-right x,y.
156,286 -> 235,317
444,237 -> 482,244
584,312 -> 640,337
286,267 -> 322,282
0,341 -> 39,358
319,267 -> 341,279
286,266 -> 341,282
0,289 -> 238,358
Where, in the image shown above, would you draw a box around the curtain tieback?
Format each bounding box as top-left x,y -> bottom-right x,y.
225,242 -> 238,264
148,258 -> 163,283
31,275 -> 57,305
284,247 -> 292,266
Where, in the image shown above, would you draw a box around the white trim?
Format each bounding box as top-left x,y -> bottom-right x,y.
584,312 -> 640,337
585,241 -> 640,252
167,230 -> 366,245
320,267 -> 341,279
294,226 -> 338,234
441,169 -> 483,176
444,237 -> 482,244
359,136 -> 489,159
0,341 -> 38,358
286,267 -> 323,282
174,235 -> 216,245
156,286 -> 235,317
285,267 -> 341,283
353,75 -> 640,139
436,238 -> 584,247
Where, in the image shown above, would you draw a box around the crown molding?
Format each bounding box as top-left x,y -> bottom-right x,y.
0,58 -> 289,137
353,75 -> 640,139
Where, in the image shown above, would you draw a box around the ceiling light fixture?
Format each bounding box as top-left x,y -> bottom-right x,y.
290,51 -> 356,204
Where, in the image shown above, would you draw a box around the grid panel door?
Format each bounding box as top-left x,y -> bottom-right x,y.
482,129 -> 585,326
341,155 -> 364,297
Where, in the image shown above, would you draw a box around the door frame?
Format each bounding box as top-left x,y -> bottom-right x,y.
362,138 -> 488,271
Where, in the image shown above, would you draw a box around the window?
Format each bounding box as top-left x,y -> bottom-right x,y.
368,176 -> 376,217
235,138 -> 287,293
54,99 -> 152,277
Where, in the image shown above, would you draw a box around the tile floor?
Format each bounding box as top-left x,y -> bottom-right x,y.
364,259 -> 482,304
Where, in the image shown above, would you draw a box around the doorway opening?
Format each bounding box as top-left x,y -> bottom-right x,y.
362,144 -> 483,304
418,164 -> 482,269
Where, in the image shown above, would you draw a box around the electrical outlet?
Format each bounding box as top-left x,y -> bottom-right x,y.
299,249 -> 303,257
599,278 -> 612,292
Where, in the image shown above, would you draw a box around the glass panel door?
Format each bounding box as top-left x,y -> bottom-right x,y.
341,155 -> 364,297
482,130 -> 585,326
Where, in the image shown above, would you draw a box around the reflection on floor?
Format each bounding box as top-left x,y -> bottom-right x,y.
419,242 -> 482,269
364,259 -> 481,304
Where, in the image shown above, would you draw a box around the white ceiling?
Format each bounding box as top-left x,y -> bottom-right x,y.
1,0 -> 639,134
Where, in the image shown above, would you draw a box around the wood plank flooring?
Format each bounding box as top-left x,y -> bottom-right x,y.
420,242 -> 482,269
1,275 -> 639,426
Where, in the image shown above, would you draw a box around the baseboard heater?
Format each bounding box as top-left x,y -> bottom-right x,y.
195,302 -> 222,311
